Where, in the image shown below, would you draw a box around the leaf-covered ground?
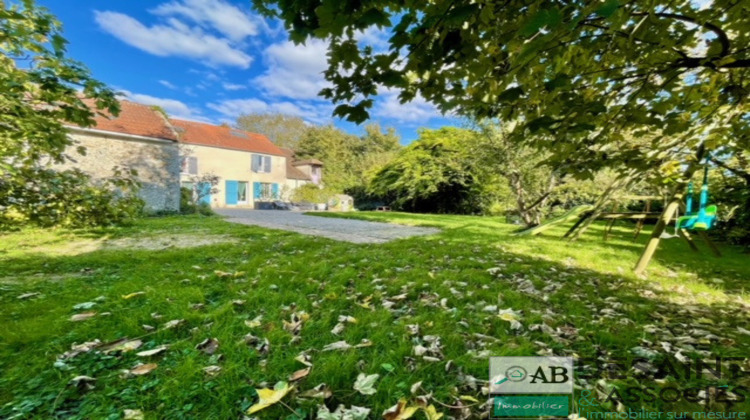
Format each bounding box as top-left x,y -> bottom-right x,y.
0,213 -> 748,419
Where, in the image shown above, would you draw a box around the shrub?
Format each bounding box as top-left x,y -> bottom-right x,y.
0,167 -> 143,230
292,184 -> 331,203
180,187 -> 197,214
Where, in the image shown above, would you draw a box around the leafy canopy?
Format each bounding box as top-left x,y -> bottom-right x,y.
369,127 -> 493,214
253,0 -> 749,177
235,113 -> 309,149
1,0 -> 118,172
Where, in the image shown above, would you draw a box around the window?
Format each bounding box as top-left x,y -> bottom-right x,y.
237,181 -> 248,204
251,154 -> 272,173
181,156 -> 198,175
253,182 -> 279,201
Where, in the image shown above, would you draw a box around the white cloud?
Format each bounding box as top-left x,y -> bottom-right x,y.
118,89 -> 203,121
373,90 -> 444,124
222,82 -> 247,91
159,80 -> 177,89
208,98 -> 332,124
150,0 -> 261,41
94,10 -> 252,68
253,39 -> 330,100
354,27 -> 391,52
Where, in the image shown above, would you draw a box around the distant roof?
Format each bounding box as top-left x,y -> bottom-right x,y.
293,159 -> 323,166
74,99 -> 178,141
170,119 -> 285,156
280,148 -> 312,181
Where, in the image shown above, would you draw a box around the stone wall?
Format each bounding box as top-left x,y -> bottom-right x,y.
59,129 -> 181,212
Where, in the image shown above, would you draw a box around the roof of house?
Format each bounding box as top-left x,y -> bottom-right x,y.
170,119 -> 285,156
76,99 -> 179,141
292,158 -> 324,166
280,148 -> 312,181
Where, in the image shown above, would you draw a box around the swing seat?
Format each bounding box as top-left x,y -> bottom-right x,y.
676,205 -> 718,231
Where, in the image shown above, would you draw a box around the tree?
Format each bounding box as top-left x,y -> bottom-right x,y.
1,0 -> 121,227
368,127 -> 500,213
253,0 -> 748,178
235,113 -> 309,149
1,0 -> 118,170
295,123 -> 401,195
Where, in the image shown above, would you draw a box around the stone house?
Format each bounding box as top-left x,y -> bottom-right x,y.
63,100 -> 181,212
169,119 -> 323,208
61,99 -> 324,211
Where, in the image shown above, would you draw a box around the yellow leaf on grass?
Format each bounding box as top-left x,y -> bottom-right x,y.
498,312 -> 517,322
459,395 -> 479,403
423,405 -> 444,420
122,292 -> 145,299
247,381 -> 292,414
383,399 -> 419,420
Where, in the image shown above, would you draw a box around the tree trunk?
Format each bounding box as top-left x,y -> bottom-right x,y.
509,171 -> 535,226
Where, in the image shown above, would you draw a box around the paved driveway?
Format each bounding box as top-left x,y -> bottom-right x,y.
215,209 -> 440,244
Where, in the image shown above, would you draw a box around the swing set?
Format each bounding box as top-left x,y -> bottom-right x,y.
516,154 -> 721,273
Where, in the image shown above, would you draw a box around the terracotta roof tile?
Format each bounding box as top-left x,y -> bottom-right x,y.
76,99 -> 178,141
170,119 -> 285,156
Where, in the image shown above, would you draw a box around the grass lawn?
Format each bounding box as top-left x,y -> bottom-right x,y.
1,212 -> 748,419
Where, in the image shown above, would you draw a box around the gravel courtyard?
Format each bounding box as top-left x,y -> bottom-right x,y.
215,209 -> 440,243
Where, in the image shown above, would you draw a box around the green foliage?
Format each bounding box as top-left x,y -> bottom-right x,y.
291,183 -> 331,203
295,123 -> 401,195
0,0 -> 118,172
0,167 -> 143,229
1,0 -> 124,229
254,0 -> 749,181
709,153 -> 750,247
369,127 -> 496,214
179,187 -> 213,216
235,113 -> 309,149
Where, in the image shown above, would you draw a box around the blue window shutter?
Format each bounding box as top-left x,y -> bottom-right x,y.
272,183 -> 279,199
253,182 -> 262,200
264,156 -> 272,173
251,155 -> 259,172
225,180 -> 238,205
198,182 -> 211,205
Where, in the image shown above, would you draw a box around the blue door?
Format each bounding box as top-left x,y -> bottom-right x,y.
198,182 -> 211,205
225,180 -> 238,205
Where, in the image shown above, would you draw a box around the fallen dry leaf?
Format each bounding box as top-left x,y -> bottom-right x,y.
383,399 -> 419,420
136,345 -> 168,357
129,363 -> 158,376
123,409 -> 144,420
163,319 -> 185,329
247,381 -> 292,414
104,339 -> 142,354
299,383 -> 332,399
203,365 -> 222,377
196,338 -> 219,355
70,312 -> 96,322
17,292 -> 40,300
289,367 -> 311,381
244,315 -> 263,328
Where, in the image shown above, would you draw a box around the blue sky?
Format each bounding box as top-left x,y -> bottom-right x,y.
39,0 -> 460,143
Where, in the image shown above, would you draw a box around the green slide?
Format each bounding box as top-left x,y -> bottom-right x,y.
514,205 -> 594,236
